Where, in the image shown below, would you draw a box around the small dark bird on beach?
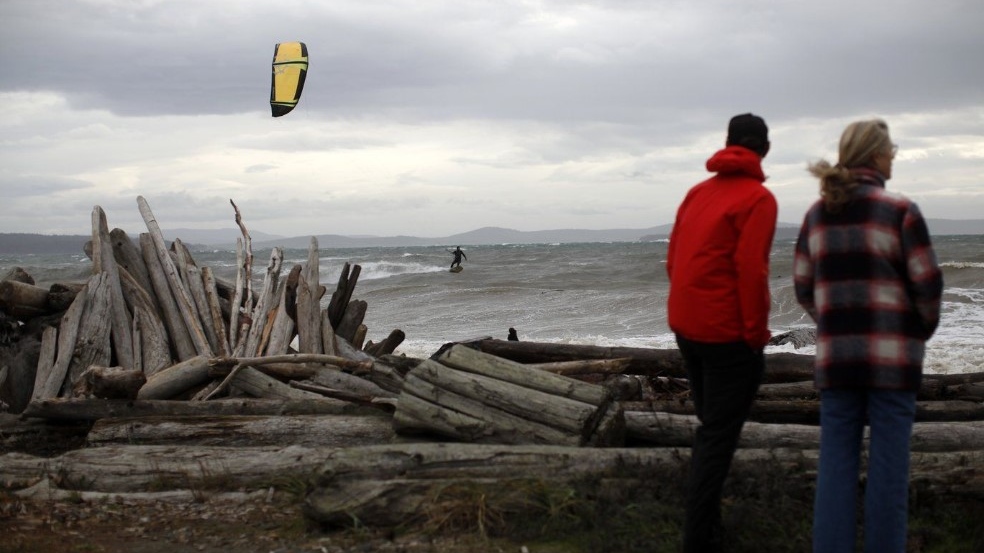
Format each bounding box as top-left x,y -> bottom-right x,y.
507,327 -> 519,341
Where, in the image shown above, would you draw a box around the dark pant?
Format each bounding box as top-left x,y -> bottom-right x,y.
676,335 -> 764,553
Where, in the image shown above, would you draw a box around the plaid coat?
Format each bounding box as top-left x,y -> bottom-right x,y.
793,168 -> 943,391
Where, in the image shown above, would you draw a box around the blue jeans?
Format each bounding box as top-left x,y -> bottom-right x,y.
813,389 -> 917,553
677,336 -> 764,553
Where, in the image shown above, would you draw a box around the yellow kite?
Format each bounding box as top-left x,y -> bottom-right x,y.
270,42 -> 308,117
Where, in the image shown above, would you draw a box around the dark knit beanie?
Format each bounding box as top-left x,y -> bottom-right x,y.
727,113 -> 769,154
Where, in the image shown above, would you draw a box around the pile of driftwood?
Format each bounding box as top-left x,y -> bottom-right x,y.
0,196 -> 408,414
2,198 -> 984,532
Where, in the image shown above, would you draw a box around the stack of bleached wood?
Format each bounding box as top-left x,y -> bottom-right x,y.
10,196 -> 405,413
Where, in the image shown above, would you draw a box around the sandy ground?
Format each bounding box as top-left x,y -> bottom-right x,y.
1,492 -> 522,553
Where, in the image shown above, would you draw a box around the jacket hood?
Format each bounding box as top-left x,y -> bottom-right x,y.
705,145 -> 765,181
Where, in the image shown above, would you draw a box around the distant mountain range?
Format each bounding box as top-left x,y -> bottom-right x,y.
2,219 -> 982,254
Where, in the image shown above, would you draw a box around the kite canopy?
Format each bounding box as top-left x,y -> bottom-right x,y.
270,42 -> 308,117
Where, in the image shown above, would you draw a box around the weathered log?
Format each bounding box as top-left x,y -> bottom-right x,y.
62,272 -> 112,397
35,280 -> 88,400
136,196 -> 212,357
0,336 -> 40,413
289,381 -> 397,412
109,227 -> 160,314
0,412 -> 90,455
625,411 -> 984,451
46,282 -> 85,312
72,365 -> 147,399
320,309 -> 337,356
927,371 -> 984,386
327,262 -> 361,330
229,237 -> 246,352
623,398 -> 984,425
948,382 -> 984,402
296,238 -> 324,354
22,397 -> 375,420
693,377 -> 962,402
335,337 -> 374,365
209,361 -> 316,380
230,366 -> 341,402
916,400 -> 984,421
470,339 -> 816,382
301,443 -> 984,528
437,344 -> 610,406
413,358 -> 599,435
753,378 -> 937,402
174,239 -> 220,357
263,278 -> 297,356
366,358 -> 409,395
752,380 -> 815,401
204,352 -> 374,401
528,358 -> 632,376
136,355 -> 210,400
86,413 -> 395,447
241,248 -> 283,357
211,353 -> 372,373
201,267 -> 231,357
364,328 -> 404,358
29,326 -> 58,403
0,280 -> 50,320
396,356 -> 623,446
335,299 -> 366,344
394,373 -> 579,445
91,206 -> 135,370
118,267 -> 172,376
131,315 -> 143,374
140,232 -> 197,361
0,444 -> 341,493
308,364 -> 397,398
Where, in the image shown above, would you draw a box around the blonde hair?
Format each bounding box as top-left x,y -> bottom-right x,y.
808,119 -> 894,212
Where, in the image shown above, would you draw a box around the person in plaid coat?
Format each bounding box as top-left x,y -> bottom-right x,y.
793,119 -> 943,552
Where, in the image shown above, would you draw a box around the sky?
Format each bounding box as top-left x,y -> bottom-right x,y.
1,0 -> 983,239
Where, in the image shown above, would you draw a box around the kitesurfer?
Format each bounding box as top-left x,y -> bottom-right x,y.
450,246 -> 466,269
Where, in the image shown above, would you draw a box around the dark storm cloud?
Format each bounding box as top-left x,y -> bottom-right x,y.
3,1 -> 981,122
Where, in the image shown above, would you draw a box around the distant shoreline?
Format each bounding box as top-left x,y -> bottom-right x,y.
2,218 -> 982,254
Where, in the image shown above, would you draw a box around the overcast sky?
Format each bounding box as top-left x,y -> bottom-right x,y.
2,0 -> 982,238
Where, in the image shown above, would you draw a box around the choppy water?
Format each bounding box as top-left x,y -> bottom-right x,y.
3,235 -> 982,375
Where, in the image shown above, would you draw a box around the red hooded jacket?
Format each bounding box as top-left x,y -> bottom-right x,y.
666,145 -> 777,349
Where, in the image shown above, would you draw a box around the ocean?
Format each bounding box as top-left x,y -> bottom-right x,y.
3,236 -> 982,375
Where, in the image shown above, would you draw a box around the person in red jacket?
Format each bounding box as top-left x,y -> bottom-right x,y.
667,113 -> 777,553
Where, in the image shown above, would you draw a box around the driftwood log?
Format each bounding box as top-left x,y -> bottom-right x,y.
0,280 -> 50,320
469,338 -> 817,382
301,443 -> 984,528
393,345 -> 624,446
85,413 -> 397,447
71,365 -> 146,400
622,398 -> 984,425
21,397 -> 376,420
625,411 -> 984,451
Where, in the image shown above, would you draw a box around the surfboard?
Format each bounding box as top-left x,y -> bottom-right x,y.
450,266 -> 463,273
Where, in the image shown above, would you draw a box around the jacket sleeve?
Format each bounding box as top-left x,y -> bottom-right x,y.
793,214 -> 818,322
901,203 -> 943,338
734,191 -> 777,350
